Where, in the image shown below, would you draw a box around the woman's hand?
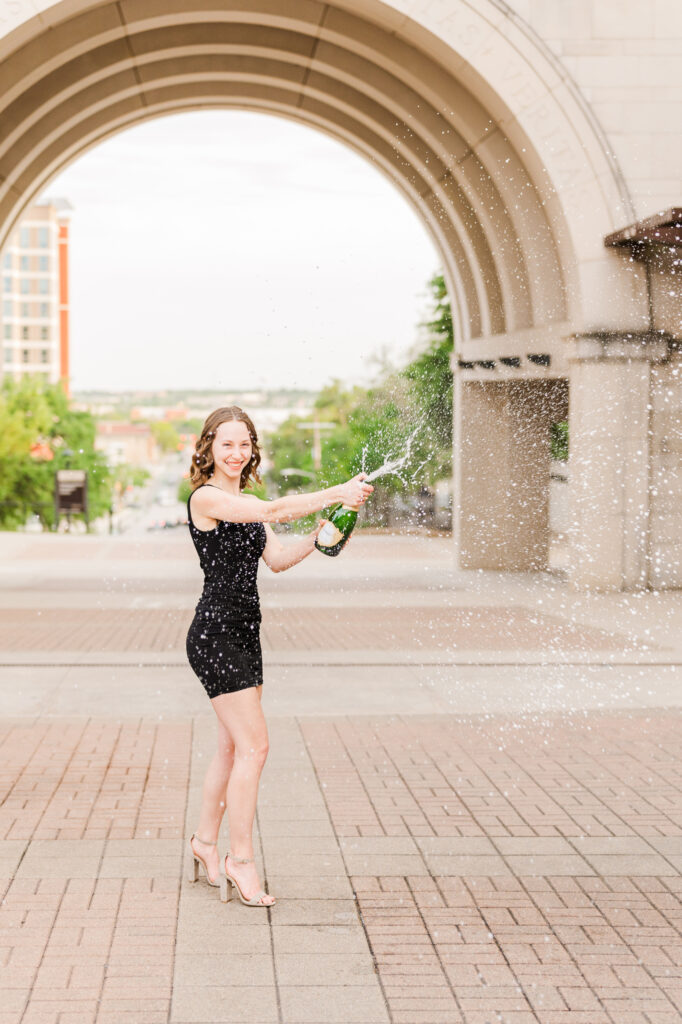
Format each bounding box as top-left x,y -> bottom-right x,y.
339,473 -> 373,507
311,518 -> 328,539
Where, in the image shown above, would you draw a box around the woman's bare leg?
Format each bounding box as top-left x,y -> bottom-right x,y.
190,711 -> 236,881
210,684 -> 274,903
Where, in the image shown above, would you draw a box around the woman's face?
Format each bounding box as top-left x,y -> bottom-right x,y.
212,419 -> 253,482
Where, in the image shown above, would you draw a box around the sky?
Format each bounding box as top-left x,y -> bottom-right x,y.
43,110 -> 440,393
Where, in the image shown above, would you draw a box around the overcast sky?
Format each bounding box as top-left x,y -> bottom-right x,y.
42,110 -> 440,394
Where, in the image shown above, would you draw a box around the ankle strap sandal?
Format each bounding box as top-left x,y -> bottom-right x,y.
226,850 -> 254,863
188,832 -> 220,887
222,851 -> 275,907
192,832 -> 217,845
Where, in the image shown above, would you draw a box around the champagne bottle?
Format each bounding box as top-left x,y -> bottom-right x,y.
314,502 -> 359,557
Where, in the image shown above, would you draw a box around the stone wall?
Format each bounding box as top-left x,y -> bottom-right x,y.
501,0 -> 681,217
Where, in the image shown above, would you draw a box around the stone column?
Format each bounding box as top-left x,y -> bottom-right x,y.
453,376 -> 568,571
568,334 -> 670,591
650,354 -> 682,588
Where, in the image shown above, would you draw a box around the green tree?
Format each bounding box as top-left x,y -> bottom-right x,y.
112,463 -> 150,492
0,379 -> 52,528
263,270 -> 454,528
177,476 -> 192,506
550,420 -> 568,461
0,377 -> 113,530
314,273 -> 454,498
264,412 -> 318,486
151,420 -> 181,453
400,271 -> 453,483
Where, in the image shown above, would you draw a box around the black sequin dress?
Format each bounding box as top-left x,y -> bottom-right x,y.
185,483 -> 267,698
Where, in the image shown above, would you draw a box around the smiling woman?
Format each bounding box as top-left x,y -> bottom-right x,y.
184,404 -> 372,906
189,404 -> 263,494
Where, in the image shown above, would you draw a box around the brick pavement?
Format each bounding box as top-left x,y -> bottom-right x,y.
300,712 -> 682,1023
1,710 -> 681,1024
0,532 -> 681,1023
0,607 -> 641,654
0,719 -> 191,841
0,718 -> 191,1024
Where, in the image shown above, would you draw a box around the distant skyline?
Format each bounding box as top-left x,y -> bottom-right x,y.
43,110 -> 440,393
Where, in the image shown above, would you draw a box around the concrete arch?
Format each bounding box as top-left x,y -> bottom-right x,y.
0,0 -> 635,353
5,90 -> 479,347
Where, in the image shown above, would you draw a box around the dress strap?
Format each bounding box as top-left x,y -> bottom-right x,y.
186,482 -> 209,523
187,482 -> 223,530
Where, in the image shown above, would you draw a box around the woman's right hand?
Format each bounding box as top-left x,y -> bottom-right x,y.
340,473 -> 373,507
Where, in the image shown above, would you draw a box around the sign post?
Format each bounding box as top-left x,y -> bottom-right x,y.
54,469 -> 88,531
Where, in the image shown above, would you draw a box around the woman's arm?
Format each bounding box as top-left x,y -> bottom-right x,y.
261,521 -> 324,573
190,474 -> 372,525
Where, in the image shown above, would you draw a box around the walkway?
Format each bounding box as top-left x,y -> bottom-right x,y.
0,530 -> 680,1024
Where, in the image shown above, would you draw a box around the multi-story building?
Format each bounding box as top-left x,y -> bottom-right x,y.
95,422 -> 160,466
1,197 -> 71,390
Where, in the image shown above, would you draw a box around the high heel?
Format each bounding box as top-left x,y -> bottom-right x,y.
221,851 -> 275,906
187,832 -> 221,888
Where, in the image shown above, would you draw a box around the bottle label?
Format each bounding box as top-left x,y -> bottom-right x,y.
318,522 -> 343,547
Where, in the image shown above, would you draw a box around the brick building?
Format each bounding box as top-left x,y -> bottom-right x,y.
1,198 -> 71,391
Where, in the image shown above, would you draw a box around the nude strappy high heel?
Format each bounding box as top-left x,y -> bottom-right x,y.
220,851 -> 275,906
187,832 -> 221,887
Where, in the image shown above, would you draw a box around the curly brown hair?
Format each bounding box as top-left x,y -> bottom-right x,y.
189,406 -> 263,492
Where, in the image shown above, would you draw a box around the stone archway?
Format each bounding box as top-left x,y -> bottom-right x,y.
1,0 -> 666,588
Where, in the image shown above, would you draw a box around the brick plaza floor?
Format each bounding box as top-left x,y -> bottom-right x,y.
0,531 -> 680,1024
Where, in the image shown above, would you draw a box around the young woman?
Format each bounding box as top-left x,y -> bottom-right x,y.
185,405 -> 372,907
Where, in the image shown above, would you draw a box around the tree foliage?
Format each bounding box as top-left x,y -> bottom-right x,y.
401,271 -> 453,482
151,420 -> 181,453
0,377 -> 112,529
550,420 -> 569,461
263,271 -> 454,524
